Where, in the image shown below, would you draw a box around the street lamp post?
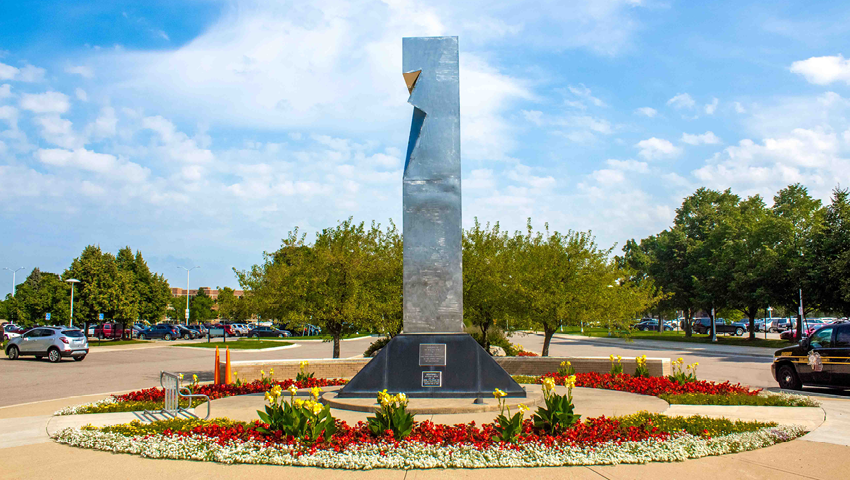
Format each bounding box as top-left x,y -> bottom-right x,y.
178,266 -> 200,326
3,267 -> 24,297
65,279 -> 80,328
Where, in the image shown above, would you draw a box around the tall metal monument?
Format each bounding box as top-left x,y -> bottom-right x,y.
402,36 -> 463,334
338,37 -> 524,399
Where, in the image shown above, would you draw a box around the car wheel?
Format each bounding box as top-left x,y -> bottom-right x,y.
48,348 -> 61,363
164,334 -> 172,341
252,334 -> 259,338
139,334 -> 146,340
735,328 -> 744,336
278,333 -> 284,338
74,355 -> 86,362
7,346 -> 19,360
184,334 -> 190,340
777,364 -> 802,390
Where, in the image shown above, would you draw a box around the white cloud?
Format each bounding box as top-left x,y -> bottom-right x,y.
681,131 -> 722,145
790,54 -> 850,85
704,97 -> 718,115
634,107 -> 657,117
88,106 -> 118,139
20,91 -> 71,114
733,101 -> 745,113
666,93 -> 695,109
567,84 -> 606,108
65,65 -> 94,78
635,137 -> 682,160
0,62 -> 19,80
507,163 -> 555,189
0,84 -> 11,99
36,147 -> 149,182
692,128 -> 848,199
0,105 -> 19,129
142,115 -> 215,164
522,110 -> 544,126
35,115 -> 85,149
465,169 -> 496,190
75,88 -> 88,101
17,64 -> 45,82
590,168 -> 625,184
606,158 -> 649,172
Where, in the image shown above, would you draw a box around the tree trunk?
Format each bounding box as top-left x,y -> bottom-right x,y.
747,308 -> 757,341
333,333 -> 341,359
479,320 -> 492,353
542,326 -> 556,357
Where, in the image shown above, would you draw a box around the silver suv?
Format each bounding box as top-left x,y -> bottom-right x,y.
5,327 -> 89,362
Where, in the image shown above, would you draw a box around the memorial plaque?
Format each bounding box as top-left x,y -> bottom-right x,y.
419,343 -> 447,366
421,371 -> 442,387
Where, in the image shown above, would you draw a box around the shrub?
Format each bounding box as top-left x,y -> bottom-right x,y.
668,357 -> 698,384
557,361 -> 575,377
617,411 -> 777,437
367,390 -> 415,440
364,336 -> 391,357
532,376 -> 580,434
296,360 -> 315,382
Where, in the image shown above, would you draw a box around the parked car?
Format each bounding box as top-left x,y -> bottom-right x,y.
247,326 -> 291,338
692,318 -> 746,336
174,324 -> 200,340
3,324 -> 24,340
5,326 -> 89,362
138,324 -> 181,341
210,323 -> 236,337
770,318 -> 793,333
780,323 -> 827,341
772,323 -> 850,390
632,319 -> 673,331
93,322 -> 125,340
86,324 -> 97,336
187,324 -> 208,337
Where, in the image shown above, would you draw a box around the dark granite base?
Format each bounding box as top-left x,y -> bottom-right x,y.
337,333 -> 526,398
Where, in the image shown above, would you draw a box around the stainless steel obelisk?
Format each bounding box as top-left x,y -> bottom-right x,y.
402,36 -> 463,334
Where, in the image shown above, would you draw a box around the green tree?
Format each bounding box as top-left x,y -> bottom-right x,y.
189,288 -> 216,323
462,219 -> 518,352
10,268 -> 70,326
812,187 -> 850,315
237,219 -> 386,358
217,286 -> 252,321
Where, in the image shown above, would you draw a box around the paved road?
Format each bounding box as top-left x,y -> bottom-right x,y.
0,337 -> 377,407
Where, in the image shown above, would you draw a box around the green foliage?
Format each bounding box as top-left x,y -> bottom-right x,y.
189,288 -> 216,323
364,336 -> 391,357
4,268 -> 70,326
256,386 -> 337,443
216,286 -> 252,321
367,390 -> 415,440
660,392 -> 819,407
668,358 -> 698,385
609,354 -> 623,375
91,418 -> 245,435
236,219 -> 399,358
532,377 -> 580,435
616,412 -> 777,437
491,389 -> 528,443
634,355 -> 649,378
296,360 -> 314,382
557,361 -> 575,377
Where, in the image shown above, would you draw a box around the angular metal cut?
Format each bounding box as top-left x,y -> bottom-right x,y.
403,70 -> 421,94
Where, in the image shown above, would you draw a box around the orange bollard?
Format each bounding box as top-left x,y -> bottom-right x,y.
214,346 -> 221,385
225,347 -> 232,385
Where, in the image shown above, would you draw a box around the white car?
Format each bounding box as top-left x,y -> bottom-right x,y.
233,324 -> 250,336
3,324 -> 23,340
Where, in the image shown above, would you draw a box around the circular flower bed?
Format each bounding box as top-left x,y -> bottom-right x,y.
54,413 -> 804,469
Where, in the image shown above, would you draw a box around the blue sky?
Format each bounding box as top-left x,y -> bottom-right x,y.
2,0 -> 850,296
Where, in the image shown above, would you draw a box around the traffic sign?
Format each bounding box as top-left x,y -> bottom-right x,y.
45,312 -> 51,320
185,309 -> 190,319
99,313 -> 104,320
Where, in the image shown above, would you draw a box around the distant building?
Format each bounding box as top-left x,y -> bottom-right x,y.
170,287 -> 244,300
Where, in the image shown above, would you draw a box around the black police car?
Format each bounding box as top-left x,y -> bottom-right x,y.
772,322 -> 850,390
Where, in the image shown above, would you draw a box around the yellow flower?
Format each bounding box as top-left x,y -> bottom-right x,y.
178,373 -> 184,380
493,388 -> 507,399
269,368 -> 274,376
617,355 -> 622,362
677,357 -> 684,364
609,354 -> 615,361
192,374 -> 198,383
233,372 -> 238,378
397,393 -> 408,405
566,361 -> 571,366
294,398 -> 305,408
300,360 -> 309,369
311,402 -> 324,415
541,377 -> 556,394
518,403 -> 529,413
564,375 -> 577,389
271,385 -> 283,397
288,385 -> 299,396
310,386 -> 323,399
260,370 -> 265,377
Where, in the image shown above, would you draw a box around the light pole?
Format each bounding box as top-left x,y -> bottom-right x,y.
178,266 -> 200,326
3,267 -> 24,297
65,279 -> 80,328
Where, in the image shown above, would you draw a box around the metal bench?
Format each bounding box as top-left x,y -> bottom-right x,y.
143,371 -> 210,420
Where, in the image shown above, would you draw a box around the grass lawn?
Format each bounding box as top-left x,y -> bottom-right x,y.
556,326 -> 794,349
290,333 -> 373,341
88,339 -> 152,347
173,339 -> 293,350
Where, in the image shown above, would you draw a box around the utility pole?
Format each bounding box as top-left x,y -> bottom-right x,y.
710,306 -> 717,342
3,267 -> 24,297
178,266 -> 200,326
796,288 -> 805,342
66,279 -> 80,328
